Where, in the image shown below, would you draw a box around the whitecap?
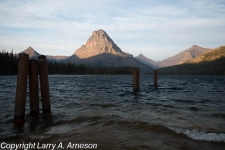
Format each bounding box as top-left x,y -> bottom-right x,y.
168,126 -> 225,142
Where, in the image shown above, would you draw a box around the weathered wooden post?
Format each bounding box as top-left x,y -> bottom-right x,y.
133,68 -> 140,93
14,53 -> 29,126
29,58 -> 39,117
38,55 -> 51,115
154,70 -> 158,87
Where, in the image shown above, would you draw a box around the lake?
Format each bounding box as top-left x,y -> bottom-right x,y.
0,75 -> 225,149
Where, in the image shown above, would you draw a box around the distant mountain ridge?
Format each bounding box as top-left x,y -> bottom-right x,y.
135,54 -> 159,68
135,45 -> 210,68
19,30 -> 152,73
158,46 -> 225,75
158,45 -> 210,67
19,30 -> 222,74
22,47 -> 68,60
19,44 -> 224,75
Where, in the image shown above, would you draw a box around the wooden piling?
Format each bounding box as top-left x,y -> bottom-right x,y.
14,53 -> 29,126
154,70 -> 158,87
38,55 -> 51,115
29,58 -> 39,117
133,68 -> 140,93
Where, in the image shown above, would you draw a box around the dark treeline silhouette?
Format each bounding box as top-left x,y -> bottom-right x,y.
2,50 -> 224,76
47,61 -> 133,75
0,50 -> 18,75
159,57 -> 225,75
0,51 -> 133,75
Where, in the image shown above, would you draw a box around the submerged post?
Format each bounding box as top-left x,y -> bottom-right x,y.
29,58 -> 39,117
154,70 -> 158,87
38,55 -> 51,115
133,68 -> 140,93
14,53 -> 29,126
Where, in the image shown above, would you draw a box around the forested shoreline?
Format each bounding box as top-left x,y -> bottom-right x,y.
0,51 -> 133,75
159,57 -> 225,75
1,50 -> 225,75
0,50 -> 18,75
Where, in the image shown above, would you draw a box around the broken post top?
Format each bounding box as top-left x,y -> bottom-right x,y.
38,55 -> 46,59
29,57 -> 38,61
19,52 -> 29,57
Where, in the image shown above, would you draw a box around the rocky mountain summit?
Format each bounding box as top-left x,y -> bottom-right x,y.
75,29 -> 132,58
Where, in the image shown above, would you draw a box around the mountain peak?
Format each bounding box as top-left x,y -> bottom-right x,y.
191,44 -> 199,48
74,29 -> 128,59
189,44 -> 204,50
137,53 -> 144,57
92,29 -> 107,36
23,46 -> 40,57
27,46 -> 34,51
135,53 -> 159,68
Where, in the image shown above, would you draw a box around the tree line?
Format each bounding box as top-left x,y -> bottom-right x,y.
159,56 -> 225,75
0,50 -> 18,75
2,50 -> 224,76
47,61 -> 133,75
0,51 -> 133,75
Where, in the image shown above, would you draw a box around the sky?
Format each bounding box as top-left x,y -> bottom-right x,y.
0,0 -> 225,61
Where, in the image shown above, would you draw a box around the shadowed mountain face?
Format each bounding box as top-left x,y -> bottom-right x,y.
135,54 -> 159,69
67,53 -> 150,69
65,29 -> 152,73
46,55 -> 69,61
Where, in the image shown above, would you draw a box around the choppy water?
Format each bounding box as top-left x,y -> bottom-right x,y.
0,75 -> 225,149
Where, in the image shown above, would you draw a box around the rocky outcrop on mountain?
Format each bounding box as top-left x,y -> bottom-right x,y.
75,29 -> 129,58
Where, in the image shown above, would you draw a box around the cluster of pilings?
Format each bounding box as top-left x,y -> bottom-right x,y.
133,68 -> 158,93
14,53 -> 51,126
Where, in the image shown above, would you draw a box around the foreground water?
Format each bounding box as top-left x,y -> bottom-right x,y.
0,75 -> 225,149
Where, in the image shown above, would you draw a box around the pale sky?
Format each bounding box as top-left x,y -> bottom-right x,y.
0,0 -> 225,61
